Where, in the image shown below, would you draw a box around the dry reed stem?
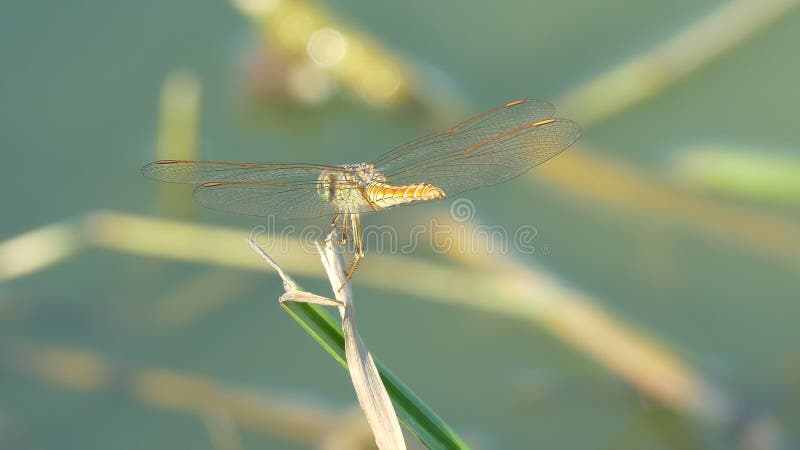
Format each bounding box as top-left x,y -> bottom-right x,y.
249,233 -> 406,450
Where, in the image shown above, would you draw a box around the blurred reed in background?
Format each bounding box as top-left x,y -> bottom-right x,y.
1,0 -> 798,448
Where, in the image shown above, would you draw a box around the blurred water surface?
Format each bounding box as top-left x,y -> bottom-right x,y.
1,0 -> 799,449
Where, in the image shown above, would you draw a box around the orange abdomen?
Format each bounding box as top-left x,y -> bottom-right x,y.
366,182 -> 446,209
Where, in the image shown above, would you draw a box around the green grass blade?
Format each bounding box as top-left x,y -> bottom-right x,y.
281,302 -> 471,450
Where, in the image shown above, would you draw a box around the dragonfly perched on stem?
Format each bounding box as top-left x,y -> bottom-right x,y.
142,99 -> 581,288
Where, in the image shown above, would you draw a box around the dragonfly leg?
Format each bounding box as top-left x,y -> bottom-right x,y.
325,214 -> 341,244
336,213 -> 349,245
326,213 -> 349,245
339,213 -> 363,292
342,253 -> 363,288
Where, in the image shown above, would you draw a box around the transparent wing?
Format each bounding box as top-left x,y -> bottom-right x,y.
372,99 -> 581,195
141,160 -> 343,218
142,160 -> 334,184
193,181 -> 342,218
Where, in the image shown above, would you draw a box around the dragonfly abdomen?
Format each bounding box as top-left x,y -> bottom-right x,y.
366,182 -> 446,209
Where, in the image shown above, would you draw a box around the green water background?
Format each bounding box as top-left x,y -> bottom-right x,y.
1,1 -> 799,448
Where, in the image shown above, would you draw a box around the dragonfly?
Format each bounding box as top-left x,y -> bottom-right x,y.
142,99 -> 581,285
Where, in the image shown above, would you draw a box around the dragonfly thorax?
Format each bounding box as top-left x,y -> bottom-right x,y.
317,163 -> 388,212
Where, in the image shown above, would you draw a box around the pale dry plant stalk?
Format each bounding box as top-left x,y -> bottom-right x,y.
248,231 -> 406,450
